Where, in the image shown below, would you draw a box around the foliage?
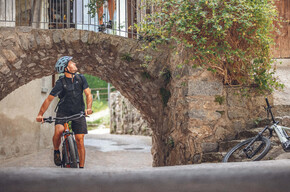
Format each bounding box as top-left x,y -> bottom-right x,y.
136,0 -> 284,93
84,74 -> 107,88
214,95 -> 225,105
86,0 -> 107,19
92,100 -> 108,112
121,53 -> 134,62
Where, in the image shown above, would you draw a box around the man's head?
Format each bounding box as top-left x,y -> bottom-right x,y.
66,60 -> 78,74
55,56 -> 78,74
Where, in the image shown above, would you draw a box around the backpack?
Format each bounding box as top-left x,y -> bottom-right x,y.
54,74 -> 84,112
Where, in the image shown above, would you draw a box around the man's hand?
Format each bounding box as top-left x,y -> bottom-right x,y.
85,109 -> 93,116
36,115 -> 44,123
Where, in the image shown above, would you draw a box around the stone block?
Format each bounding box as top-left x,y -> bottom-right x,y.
0,55 -> 6,67
228,109 -> 247,120
226,88 -> 248,107
52,30 -> 64,43
282,116 -> 290,127
233,120 -> 245,131
201,142 -> 219,153
189,109 -> 206,120
0,65 -> 10,75
81,30 -> 89,43
13,60 -> 22,69
2,49 -> 17,63
188,80 -> 223,96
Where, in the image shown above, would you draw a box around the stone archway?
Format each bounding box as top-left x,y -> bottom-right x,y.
0,27 -> 269,167
0,26 -> 172,166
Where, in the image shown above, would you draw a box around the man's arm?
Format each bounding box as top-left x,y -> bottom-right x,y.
84,88 -> 93,115
36,95 -> 55,122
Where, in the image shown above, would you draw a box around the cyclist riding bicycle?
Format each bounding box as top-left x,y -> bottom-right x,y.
36,56 -> 93,168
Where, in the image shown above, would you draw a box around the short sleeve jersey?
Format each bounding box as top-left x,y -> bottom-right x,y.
50,74 -> 89,115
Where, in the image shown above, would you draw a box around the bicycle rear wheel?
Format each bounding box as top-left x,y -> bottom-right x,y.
222,136 -> 271,162
67,135 -> 78,168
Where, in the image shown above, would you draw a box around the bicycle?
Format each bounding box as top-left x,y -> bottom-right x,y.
223,98 -> 290,162
43,112 -> 86,168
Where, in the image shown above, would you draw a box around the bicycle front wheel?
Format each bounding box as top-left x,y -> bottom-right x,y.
67,135 -> 78,168
222,136 -> 271,162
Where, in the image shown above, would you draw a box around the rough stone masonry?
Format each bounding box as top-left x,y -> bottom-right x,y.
0,26 -> 269,166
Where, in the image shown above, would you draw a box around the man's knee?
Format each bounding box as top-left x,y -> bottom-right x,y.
54,125 -> 64,136
75,134 -> 85,145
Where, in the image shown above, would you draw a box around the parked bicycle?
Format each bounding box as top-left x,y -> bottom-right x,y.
43,112 -> 86,168
223,98 -> 290,162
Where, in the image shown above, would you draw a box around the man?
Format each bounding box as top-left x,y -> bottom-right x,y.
97,0 -> 115,31
36,56 -> 93,168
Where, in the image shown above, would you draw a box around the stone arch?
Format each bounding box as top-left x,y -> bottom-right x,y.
0,26 -> 172,166
0,27 -> 170,123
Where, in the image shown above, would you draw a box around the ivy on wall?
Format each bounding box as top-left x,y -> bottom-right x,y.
136,0 -> 284,93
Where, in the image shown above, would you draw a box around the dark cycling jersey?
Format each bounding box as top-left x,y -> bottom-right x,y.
50,74 -> 89,115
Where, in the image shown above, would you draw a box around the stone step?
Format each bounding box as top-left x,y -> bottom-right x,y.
204,141 -> 285,163
219,140 -> 246,152
236,127 -> 283,142
236,127 -> 267,140
219,138 -> 280,153
201,152 -> 226,163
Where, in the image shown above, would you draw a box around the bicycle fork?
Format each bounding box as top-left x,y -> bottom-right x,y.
243,126 -> 273,158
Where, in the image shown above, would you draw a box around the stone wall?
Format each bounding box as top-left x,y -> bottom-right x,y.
110,91 -> 152,136
149,45 -> 272,166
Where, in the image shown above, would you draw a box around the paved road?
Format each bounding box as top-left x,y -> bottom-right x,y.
0,128 -> 152,170
1,160 -> 290,192
2,129 -> 290,192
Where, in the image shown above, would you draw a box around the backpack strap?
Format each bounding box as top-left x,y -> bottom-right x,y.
75,74 -> 84,90
54,76 -> 68,112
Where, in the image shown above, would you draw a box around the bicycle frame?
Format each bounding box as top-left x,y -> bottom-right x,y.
271,124 -> 290,144
43,112 -> 85,168
243,98 -> 290,158
61,122 -> 80,168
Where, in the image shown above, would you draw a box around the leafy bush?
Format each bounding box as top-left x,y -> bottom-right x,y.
136,0 -> 284,92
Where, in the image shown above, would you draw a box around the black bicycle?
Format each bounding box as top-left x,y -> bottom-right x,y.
223,98 -> 290,162
43,112 -> 85,168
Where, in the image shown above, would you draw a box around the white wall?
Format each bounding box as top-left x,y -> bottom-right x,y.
273,59 -> 290,106
0,76 -> 57,161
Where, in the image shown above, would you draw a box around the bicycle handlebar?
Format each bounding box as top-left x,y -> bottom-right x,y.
43,112 -> 87,124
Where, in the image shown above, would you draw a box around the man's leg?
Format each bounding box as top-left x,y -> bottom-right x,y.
98,5 -> 104,25
108,0 -> 115,21
75,134 -> 85,168
53,124 -> 65,150
52,124 -> 64,166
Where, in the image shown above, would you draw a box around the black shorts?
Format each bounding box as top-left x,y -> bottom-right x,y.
55,112 -> 88,134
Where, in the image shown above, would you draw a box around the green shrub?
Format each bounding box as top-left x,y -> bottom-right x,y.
136,0 -> 284,93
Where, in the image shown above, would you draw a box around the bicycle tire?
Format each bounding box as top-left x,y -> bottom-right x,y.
222,136 -> 271,162
62,141 -> 69,167
67,135 -> 78,168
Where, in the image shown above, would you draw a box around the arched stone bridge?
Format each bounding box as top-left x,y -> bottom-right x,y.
0,27 -> 268,166
0,27 -> 168,124
0,26 -> 172,166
